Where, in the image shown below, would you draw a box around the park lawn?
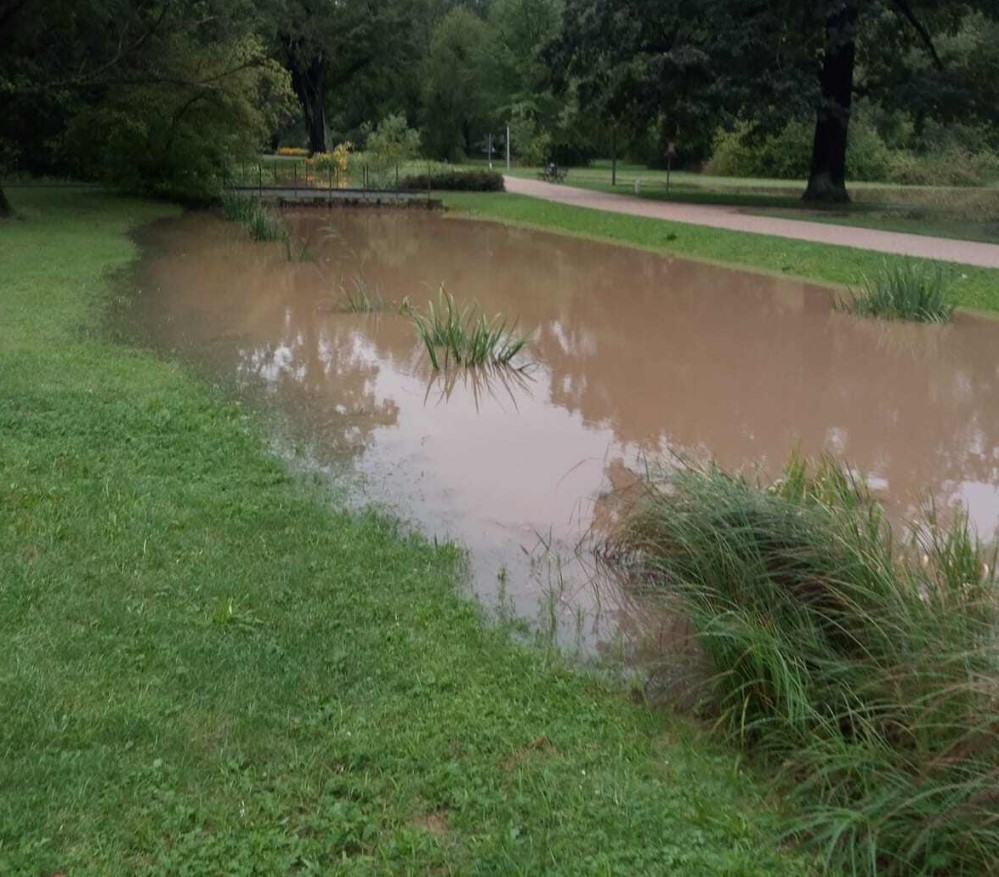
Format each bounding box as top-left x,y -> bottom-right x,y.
498,163 -> 999,245
442,191 -> 999,313
0,189 -> 816,875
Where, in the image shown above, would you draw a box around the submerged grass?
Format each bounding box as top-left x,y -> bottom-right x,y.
221,188 -> 286,242
413,286 -> 529,369
0,187 -> 819,875
338,276 -> 388,313
607,454 -> 999,877
442,193 -> 999,313
843,261 -> 955,323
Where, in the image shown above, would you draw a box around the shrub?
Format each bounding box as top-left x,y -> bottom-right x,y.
843,260 -> 954,323
886,148 -> 999,187
607,454 -> 999,877
276,146 -> 309,157
220,189 -> 286,242
706,116 -> 891,182
400,170 -> 505,192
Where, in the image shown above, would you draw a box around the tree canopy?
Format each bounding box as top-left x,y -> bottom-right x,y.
1,0 -> 997,208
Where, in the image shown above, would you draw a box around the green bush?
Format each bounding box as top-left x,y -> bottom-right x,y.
608,455 -> 999,877
886,147 -> 999,187
400,170 -> 505,192
706,116 -> 891,182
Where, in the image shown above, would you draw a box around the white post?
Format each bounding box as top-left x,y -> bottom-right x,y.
506,126 -> 511,170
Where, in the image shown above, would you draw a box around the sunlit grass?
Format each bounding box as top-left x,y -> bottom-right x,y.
413,287 -> 529,369
605,454 -> 999,877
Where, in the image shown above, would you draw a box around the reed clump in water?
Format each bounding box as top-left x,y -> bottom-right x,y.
843,260 -> 954,323
413,287 -> 529,369
606,454 -> 999,877
338,276 -> 388,313
220,189 -> 287,242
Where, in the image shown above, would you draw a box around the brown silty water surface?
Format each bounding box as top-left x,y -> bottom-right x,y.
128,209 -> 999,654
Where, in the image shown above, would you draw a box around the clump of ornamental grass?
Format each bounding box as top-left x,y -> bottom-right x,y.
413,287 -> 529,369
606,454 -> 999,877
843,260 -> 954,323
220,189 -> 287,242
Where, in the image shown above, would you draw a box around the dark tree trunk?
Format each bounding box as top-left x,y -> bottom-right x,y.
283,41 -> 329,154
804,2 -> 859,203
0,185 -> 11,218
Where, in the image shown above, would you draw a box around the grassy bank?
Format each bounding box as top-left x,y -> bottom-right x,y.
608,457 -> 999,876
0,190 -> 814,874
442,192 -> 999,313
498,163 -> 999,245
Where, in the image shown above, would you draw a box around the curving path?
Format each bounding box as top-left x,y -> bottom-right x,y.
504,176 -> 999,270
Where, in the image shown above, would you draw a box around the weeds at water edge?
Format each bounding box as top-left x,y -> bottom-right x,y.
413,286 -> 529,369
604,453 -> 999,877
842,260 -> 954,323
220,189 -> 287,243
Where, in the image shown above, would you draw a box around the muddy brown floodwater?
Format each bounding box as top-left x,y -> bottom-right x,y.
128,209 -> 999,659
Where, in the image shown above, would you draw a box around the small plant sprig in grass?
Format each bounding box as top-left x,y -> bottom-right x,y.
413,286 -> 530,370
606,453 -> 999,877
843,260 -> 954,323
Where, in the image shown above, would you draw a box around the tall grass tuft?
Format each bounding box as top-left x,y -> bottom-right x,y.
338,277 -> 387,313
843,260 -> 954,323
413,287 -> 529,369
607,454 -> 999,877
220,189 -> 287,242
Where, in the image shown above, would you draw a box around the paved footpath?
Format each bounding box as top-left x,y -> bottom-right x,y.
504,176 -> 999,270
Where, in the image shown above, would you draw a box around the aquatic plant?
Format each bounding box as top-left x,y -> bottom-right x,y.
220,188 -> 259,223
246,206 -> 287,242
338,277 -> 387,313
605,454 -> 999,877
220,189 -> 288,242
843,260 -> 954,323
413,287 -> 529,369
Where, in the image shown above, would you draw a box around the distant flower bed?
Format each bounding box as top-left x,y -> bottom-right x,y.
276,147 -> 309,157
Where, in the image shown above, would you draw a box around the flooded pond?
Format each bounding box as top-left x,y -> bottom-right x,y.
127,209 -> 999,656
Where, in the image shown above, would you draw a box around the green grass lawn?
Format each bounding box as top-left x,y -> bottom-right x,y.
498,161 -> 999,245
0,190 -> 817,874
442,191 -> 999,313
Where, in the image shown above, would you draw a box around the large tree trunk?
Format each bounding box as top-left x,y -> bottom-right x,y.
804,1 -> 859,203
0,185 -> 11,218
283,40 -> 329,154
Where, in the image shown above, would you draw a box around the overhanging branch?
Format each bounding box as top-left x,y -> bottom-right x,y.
889,0 -> 944,70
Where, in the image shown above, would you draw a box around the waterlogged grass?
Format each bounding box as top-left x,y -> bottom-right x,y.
0,188 -> 816,875
413,287 -> 529,369
843,260 -> 955,323
338,276 -> 389,313
221,188 -> 287,241
607,455 -> 999,877
442,193 -> 999,313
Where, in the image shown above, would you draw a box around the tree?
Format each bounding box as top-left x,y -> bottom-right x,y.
272,0 -> 418,153
0,0 -> 291,203
421,7 -> 491,160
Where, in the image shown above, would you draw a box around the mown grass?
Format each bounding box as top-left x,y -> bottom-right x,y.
843,261 -> 955,323
413,287 -> 529,369
443,192 -> 999,313
498,162 -> 999,244
0,189 -> 816,874
606,455 -> 999,877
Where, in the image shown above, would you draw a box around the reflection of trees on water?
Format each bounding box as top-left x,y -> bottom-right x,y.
134,210 -> 999,532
